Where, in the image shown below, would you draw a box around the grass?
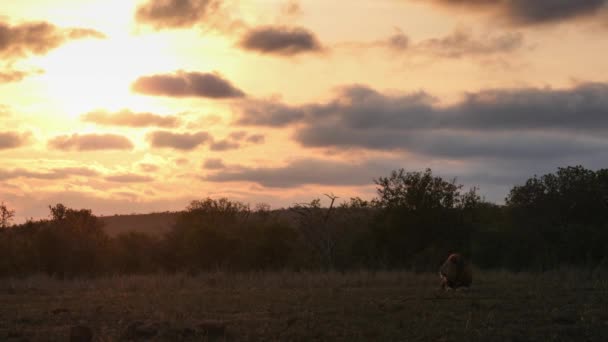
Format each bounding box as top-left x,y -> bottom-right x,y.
1,270 -> 608,341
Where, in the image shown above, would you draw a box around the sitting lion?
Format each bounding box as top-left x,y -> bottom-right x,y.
439,253 -> 472,290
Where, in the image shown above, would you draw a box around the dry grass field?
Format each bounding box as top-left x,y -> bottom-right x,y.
1,270 -> 608,341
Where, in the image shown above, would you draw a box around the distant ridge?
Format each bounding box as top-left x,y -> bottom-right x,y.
99,212 -> 180,237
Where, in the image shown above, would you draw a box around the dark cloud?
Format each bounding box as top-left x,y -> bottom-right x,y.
240,83 -> 608,132
237,99 -> 307,126
205,158 -> 397,188
239,26 -> 323,56
210,139 -> 240,151
237,82 -> 608,161
423,0 -> 608,25
0,21 -> 105,60
147,131 -> 211,150
0,167 -> 99,181
105,174 -> 154,183
0,132 -> 29,149
132,71 -> 245,98
373,131 -> 607,160
239,85 -> 436,130
347,28 -> 523,58
246,134 -> 265,144
48,134 -> 134,151
415,29 -> 524,58
82,110 -> 180,128
135,0 -> 219,29
203,158 -> 226,170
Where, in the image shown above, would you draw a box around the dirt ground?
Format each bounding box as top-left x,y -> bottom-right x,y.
1,270 -> 607,341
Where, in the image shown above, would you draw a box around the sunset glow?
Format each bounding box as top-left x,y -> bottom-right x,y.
2,0 -> 608,221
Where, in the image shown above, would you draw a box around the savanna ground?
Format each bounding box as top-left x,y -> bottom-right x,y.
1,270 -> 608,341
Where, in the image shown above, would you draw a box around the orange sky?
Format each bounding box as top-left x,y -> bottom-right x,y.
2,0 -> 608,221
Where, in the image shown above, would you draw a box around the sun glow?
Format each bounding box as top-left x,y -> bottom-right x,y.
35,32 -> 181,116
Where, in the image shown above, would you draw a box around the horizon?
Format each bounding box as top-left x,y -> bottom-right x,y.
2,0 -> 608,223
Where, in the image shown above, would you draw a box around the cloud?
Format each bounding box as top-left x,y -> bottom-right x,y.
405,132 -> 607,160
139,163 -> 160,172
0,67 -> 43,84
147,130 -> 211,150
281,1 -> 302,18
344,28 -> 524,58
415,28 -> 524,58
386,30 -> 410,51
205,158 -> 397,188
0,70 -> 28,83
239,26 -> 323,56
237,99 -> 307,126
229,131 -> 247,141
236,82 -> 608,160
82,110 -> 180,128
105,173 -> 155,183
0,167 -> 99,181
246,134 -> 265,144
421,0 -> 608,26
440,83 -> 608,131
210,139 -> 240,151
203,158 -> 226,170
135,0 -> 220,29
132,71 -> 245,98
66,28 -> 106,39
48,134 -> 134,151
0,21 -> 105,60
0,132 -> 30,149
174,157 -> 189,166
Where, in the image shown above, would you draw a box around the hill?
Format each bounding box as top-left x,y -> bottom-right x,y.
99,212 -> 179,237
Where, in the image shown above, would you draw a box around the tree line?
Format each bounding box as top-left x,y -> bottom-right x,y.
1,165 -> 608,277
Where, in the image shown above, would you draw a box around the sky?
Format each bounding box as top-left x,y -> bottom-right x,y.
2,0 -> 608,221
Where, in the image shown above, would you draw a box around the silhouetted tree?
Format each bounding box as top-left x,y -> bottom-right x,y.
37,204 -> 109,277
0,202 -> 15,229
505,166 -> 608,269
372,169 -> 479,270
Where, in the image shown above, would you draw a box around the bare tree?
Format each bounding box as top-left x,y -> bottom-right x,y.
290,194 -> 339,269
0,202 -> 15,229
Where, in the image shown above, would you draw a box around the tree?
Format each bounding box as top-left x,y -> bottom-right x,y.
0,202 -> 15,229
164,198 -> 251,271
38,204 -> 109,277
374,168 -> 478,210
290,195 -> 341,269
371,169 -> 479,270
506,165 -> 608,226
505,166 -> 608,268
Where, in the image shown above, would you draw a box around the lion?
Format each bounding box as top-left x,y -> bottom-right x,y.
439,253 -> 472,290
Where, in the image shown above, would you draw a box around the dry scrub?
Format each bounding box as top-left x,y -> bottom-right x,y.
1,270 -> 607,341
